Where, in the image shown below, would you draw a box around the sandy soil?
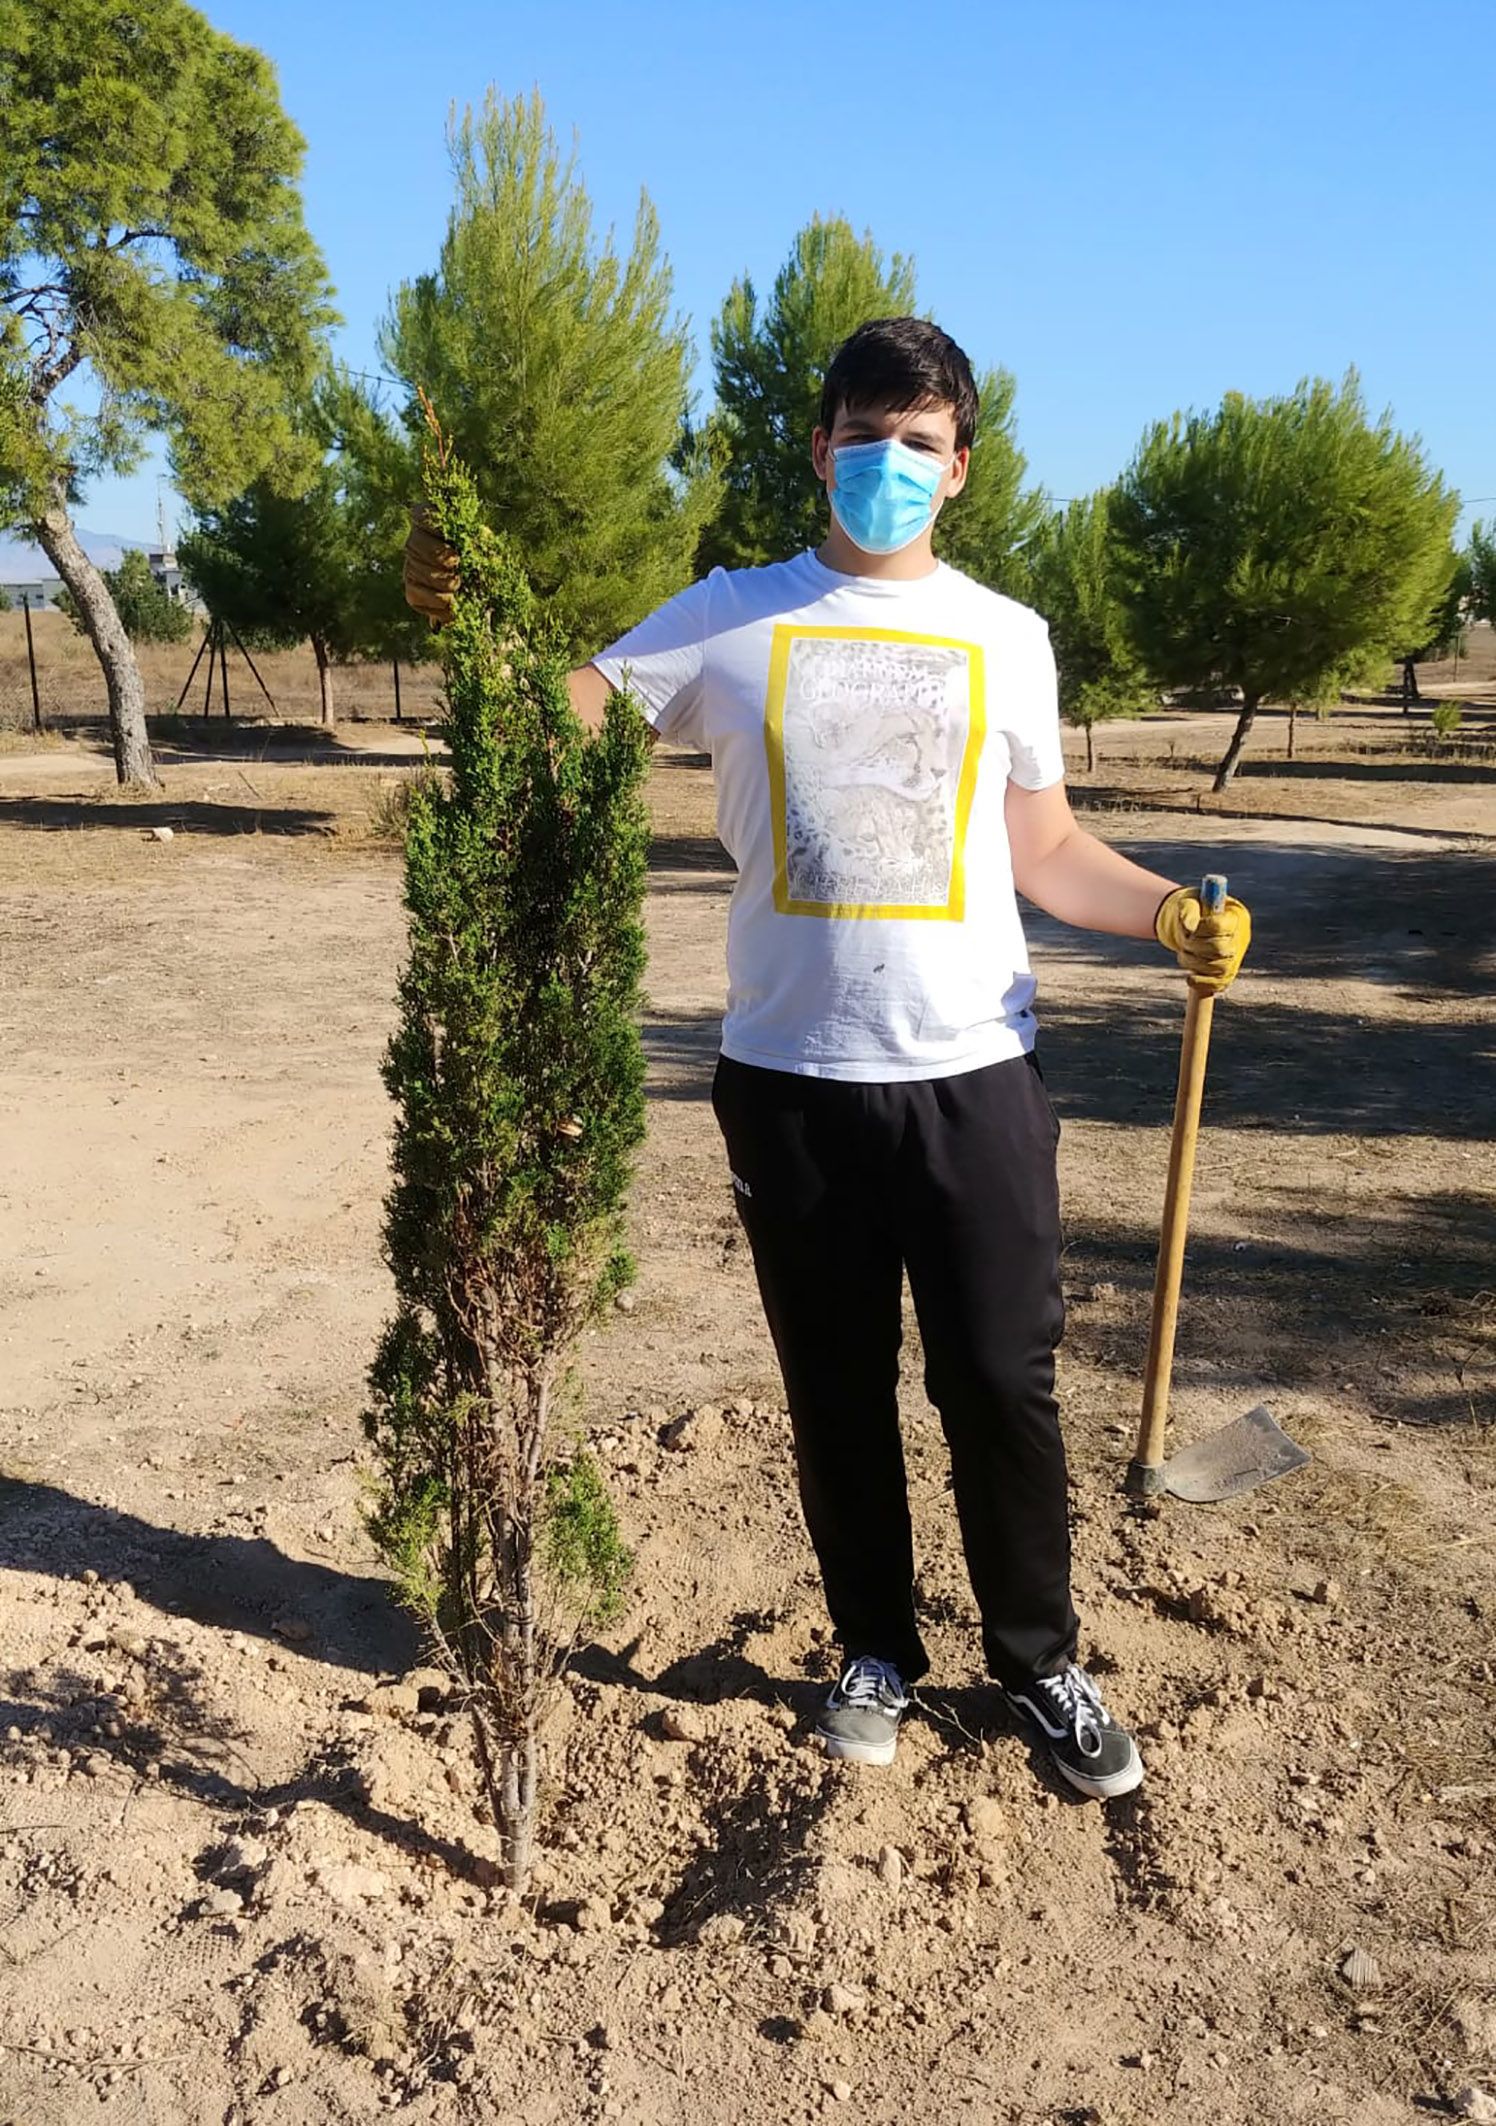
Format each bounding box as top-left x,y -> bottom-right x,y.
0,715 -> 1493,2126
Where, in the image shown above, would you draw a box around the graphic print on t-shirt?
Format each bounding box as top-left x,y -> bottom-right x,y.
763,624 -> 987,919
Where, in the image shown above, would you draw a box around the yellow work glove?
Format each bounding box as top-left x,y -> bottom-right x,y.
1154,885 -> 1252,993
403,504 -> 459,628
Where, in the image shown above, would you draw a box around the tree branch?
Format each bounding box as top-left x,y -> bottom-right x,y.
31,337 -> 85,404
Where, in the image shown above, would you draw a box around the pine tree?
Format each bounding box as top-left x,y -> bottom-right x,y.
1468,521 -> 1496,625
363,408 -> 650,1891
377,88 -> 715,662
1028,492 -> 1153,772
56,548 -> 191,646
694,215 -> 1043,591
1111,373 -> 1458,790
1,0 -> 334,784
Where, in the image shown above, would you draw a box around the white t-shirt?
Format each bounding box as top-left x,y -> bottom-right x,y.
591,548 -> 1065,1083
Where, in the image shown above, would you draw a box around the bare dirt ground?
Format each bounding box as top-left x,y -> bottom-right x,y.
0,686 -> 1493,2126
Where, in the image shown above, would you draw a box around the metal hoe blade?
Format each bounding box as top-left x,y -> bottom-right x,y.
1161,1404 -> 1311,1504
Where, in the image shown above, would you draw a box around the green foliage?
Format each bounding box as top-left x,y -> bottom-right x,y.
55,548 -> 191,645
1469,521 -> 1496,626
362,414 -> 650,1880
178,377 -> 434,694
0,0 -> 337,523
1403,548 -> 1469,662
180,458 -> 363,658
1028,491 -> 1153,754
367,764 -> 448,846
374,87 -> 714,662
541,1451 -> 633,1626
1430,700 -> 1463,739
695,216 -> 914,571
694,215 -> 1043,592
313,368 -> 434,667
1110,372 -> 1458,786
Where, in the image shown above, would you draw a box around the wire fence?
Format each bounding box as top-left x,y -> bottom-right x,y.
0,606 -> 447,736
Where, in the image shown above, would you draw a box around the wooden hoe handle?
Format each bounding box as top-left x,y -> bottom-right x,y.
1127,874 -> 1228,1495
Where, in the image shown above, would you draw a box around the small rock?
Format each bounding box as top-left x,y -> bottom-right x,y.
660,1705 -> 704,1744
827,2080 -> 853,2102
1339,1945 -> 1381,1991
698,1912 -> 744,1947
218,1838 -> 269,1882
199,1887 -> 244,1919
660,1416 -> 695,1451
108,1630 -> 149,1661
146,825 -> 175,844
1313,1578 -> 1343,1607
314,1862 -> 389,1907
1454,2089 -> 1496,2125
877,1844 -> 904,1889
371,1683 -> 420,1719
574,1895 -> 613,1933
963,1796 -> 1006,1845
613,1289 -> 637,1314
272,1616 -> 312,1644
823,1982 -> 866,2017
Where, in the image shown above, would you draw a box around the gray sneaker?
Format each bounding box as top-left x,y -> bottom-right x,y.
815,1656 -> 909,1767
1004,1662 -> 1144,1801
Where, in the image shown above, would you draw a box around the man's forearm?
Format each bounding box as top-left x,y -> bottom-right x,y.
1016,824 -> 1179,940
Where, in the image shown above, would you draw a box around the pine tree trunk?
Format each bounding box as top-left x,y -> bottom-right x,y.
1402,657 -> 1418,712
33,495 -> 159,787
1085,721 -> 1095,774
1212,696 -> 1259,792
1287,703 -> 1297,759
313,635 -> 335,727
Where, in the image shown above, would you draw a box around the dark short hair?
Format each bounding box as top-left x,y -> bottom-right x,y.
819,317 -> 980,453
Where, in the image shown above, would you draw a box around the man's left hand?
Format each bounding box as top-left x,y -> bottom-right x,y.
1154,886 -> 1252,992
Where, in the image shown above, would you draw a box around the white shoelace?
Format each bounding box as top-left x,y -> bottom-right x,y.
1035,1663 -> 1107,1757
834,1656 -> 908,1712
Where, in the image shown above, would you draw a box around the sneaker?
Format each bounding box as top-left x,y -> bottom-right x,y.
815,1656 -> 909,1767
1004,1663 -> 1144,1800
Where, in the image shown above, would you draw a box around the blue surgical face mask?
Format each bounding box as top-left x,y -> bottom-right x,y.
827,436 -> 953,555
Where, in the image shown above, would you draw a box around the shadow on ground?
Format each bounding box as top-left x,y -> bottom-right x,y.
573,1617 -> 835,1942
641,1005 -> 722,1101
1030,835 -> 1496,1140
0,1479 -> 416,1675
1235,757 -> 1496,786
0,794 -> 338,837
1057,1187 -> 1496,1427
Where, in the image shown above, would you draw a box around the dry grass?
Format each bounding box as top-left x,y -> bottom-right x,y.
364,764 -> 449,844
0,606 -> 445,730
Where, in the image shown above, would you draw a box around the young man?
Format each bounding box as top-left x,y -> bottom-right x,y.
404,317 -> 1250,1801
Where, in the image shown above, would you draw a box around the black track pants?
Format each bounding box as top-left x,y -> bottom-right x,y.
711,1048 -> 1078,1690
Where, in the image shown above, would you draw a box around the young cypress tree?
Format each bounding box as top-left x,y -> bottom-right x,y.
364,408 -> 650,1890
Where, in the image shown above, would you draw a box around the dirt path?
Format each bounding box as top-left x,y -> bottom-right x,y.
0,747 -> 1492,2125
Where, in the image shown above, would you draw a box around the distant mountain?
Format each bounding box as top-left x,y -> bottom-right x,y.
0,528 -> 150,581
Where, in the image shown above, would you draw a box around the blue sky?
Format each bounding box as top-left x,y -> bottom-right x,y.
84,0 -> 1494,545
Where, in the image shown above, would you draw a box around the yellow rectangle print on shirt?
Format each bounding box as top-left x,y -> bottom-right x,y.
764,624 -> 987,920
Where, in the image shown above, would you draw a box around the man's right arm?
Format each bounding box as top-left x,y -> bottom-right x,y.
568,663 -> 632,737
405,511 -> 653,745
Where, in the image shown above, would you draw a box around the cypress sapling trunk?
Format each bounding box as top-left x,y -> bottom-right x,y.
364,408 -> 651,1891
